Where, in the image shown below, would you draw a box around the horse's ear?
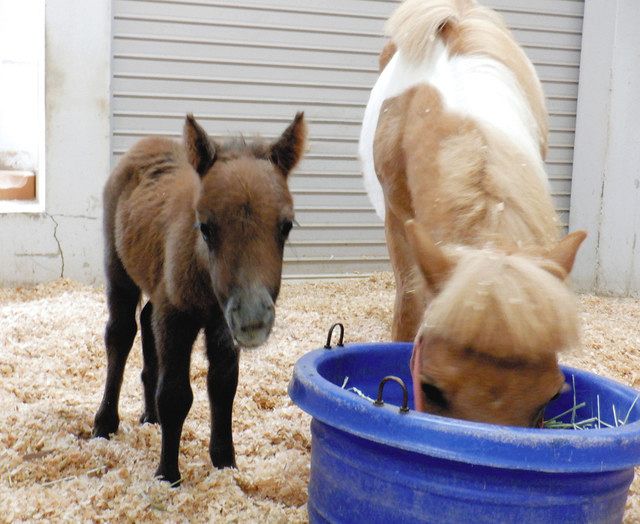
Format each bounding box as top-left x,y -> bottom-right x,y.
270,112 -> 307,177
405,219 -> 453,291
546,230 -> 587,277
379,41 -> 397,72
184,114 -> 216,177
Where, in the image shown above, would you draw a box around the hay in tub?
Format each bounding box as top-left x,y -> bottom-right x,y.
0,275 -> 639,522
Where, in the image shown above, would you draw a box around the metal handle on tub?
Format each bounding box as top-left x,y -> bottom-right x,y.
324,323 -> 345,349
374,376 -> 410,414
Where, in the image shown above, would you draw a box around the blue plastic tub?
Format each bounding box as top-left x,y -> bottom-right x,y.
288,342 -> 640,524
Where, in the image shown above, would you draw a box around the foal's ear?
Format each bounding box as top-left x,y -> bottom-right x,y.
546,230 -> 587,277
405,220 -> 453,290
270,112 -> 307,177
184,114 -> 216,177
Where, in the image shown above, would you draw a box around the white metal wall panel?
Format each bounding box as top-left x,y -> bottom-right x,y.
111,0 -> 584,278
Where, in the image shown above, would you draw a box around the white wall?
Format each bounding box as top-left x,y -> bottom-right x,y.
0,0 -> 42,173
0,0 -> 110,285
1,0 -> 639,293
570,0 -> 640,296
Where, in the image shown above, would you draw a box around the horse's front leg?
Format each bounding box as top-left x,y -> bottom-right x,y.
204,318 -> 239,469
153,305 -> 200,485
385,207 -> 428,342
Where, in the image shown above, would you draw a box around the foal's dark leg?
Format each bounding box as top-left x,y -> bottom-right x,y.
154,306 -> 200,484
139,301 -> 159,424
93,260 -> 140,438
204,320 -> 239,469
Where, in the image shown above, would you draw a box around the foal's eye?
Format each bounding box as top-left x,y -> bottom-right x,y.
199,222 -> 213,242
421,382 -> 449,410
280,219 -> 293,239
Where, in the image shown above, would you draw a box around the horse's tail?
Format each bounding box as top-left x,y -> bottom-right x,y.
385,0 -> 472,63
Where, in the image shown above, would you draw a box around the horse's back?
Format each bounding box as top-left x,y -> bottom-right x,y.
104,136 -> 198,296
384,0 -> 547,143
360,0 -> 552,241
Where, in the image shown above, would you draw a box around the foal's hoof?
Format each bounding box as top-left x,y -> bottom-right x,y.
92,423 -> 117,439
212,457 -> 237,470
211,447 -> 237,470
92,412 -> 119,439
155,467 -> 182,487
139,412 -> 159,425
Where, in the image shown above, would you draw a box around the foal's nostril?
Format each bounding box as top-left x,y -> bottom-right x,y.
224,286 -> 276,347
259,296 -> 275,313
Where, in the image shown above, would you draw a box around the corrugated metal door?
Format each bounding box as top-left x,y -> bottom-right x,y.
111,0 -> 584,279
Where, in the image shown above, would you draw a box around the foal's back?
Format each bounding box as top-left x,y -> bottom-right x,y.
104,137 -> 200,299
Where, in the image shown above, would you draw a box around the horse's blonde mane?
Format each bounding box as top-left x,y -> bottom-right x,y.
423,247 -> 579,359
385,0 -> 476,63
433,124 -> 559,247
386,0 -> 548,155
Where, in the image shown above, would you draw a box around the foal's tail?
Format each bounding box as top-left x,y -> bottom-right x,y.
385,0 -> 500,64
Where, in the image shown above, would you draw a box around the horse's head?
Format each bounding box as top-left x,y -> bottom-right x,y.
405,220 -> 586,427
185,113 -> 306,348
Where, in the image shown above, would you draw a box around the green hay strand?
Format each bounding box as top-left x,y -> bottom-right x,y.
341,377 -> 376,403
622,396 -> 640,426
544,374 -> 639,430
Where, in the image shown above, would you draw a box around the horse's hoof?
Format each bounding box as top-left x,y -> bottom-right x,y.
155,467 -> 182,487
139,412 -> 159,425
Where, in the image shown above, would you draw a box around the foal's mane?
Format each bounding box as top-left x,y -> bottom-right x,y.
217,134 -> 271,162
423,247 -> 579,360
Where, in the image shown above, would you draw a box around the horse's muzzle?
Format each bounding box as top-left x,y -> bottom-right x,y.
224,287 -> 275,348
411,335 -> 425,412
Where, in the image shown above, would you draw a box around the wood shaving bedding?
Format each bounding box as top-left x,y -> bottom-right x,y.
0,274 -> 638,522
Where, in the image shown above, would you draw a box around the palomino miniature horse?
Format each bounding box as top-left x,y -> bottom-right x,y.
360,0 -> 586,426
93,113 -> 306,483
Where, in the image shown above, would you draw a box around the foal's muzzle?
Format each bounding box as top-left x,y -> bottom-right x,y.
224,287 -> 275,348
